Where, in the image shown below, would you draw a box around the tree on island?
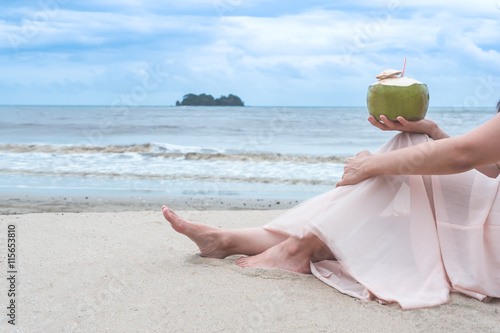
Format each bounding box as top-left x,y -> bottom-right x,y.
215,94 -> 245,106
176,93 -> 244,106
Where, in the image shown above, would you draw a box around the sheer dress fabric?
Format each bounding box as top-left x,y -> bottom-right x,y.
263,133 -> 500,309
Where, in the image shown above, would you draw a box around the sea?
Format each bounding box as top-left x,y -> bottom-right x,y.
0,106 -> 495,203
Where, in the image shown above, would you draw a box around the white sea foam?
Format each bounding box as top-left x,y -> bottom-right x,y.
0,150 -> 345,185
150,142 -> 224,155
0,143 -> 348,164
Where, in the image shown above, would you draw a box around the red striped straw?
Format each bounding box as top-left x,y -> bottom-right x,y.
401,57 -> 407,77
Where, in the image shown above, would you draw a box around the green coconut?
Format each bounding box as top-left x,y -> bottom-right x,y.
367,76 -> 429,121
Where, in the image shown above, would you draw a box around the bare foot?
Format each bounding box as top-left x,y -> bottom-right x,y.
235,237 -> 313,274
162,206 -> 231,258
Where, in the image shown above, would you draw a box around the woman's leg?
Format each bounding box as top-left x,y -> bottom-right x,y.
162,206 -> 288,258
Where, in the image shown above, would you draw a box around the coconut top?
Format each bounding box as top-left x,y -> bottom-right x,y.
376,69 -> 402,80
371,76 -> 423,87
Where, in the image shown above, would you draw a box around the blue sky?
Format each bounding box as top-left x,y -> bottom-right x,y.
1,0 -> 499,107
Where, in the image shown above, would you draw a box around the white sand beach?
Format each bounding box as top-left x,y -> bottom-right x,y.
0,210 -> 498,332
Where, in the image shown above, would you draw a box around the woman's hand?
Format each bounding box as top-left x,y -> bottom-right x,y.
336,150 -> 373,187
368,115 -> 440,136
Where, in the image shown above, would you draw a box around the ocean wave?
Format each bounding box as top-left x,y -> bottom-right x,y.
151,142 -> 224,155
0,143 -> 348,164
0,168 -> 337,186
0,143 -> 153,154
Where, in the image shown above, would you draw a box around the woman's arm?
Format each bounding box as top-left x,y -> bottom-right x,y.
367,115 -> 500,179
338,113 -> 500,186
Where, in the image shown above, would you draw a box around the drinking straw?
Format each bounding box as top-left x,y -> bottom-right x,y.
401,57 -> 407,77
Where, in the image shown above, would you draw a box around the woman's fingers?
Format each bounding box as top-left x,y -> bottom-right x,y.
396,116 -> 410,126
380,115 -> 400,129
368,116 -> 388,130
369,114 -> 429,134
356,150 -> 371,157
337,151 -> 373,187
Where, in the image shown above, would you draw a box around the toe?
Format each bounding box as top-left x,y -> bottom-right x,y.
162,206 -> 170,220
163,207 -> 182,226
168,208 -> 180,218
235,257 -> 249,267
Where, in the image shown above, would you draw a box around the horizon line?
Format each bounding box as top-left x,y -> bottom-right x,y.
0,104 -> 495,109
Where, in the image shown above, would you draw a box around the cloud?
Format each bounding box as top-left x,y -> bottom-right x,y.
0,1 -> 499,106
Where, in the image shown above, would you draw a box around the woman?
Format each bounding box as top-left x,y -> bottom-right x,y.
162,107 -> 500,309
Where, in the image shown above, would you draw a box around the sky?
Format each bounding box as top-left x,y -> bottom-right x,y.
1,0 -> 500,107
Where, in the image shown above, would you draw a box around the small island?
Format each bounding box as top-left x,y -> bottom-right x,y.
176,93 -> 244,106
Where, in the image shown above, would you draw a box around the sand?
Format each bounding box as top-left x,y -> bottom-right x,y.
0,210 -> 499,332
0,192 -> 300,215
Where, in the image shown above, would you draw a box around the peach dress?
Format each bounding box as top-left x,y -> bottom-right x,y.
263,133 -> 500,309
